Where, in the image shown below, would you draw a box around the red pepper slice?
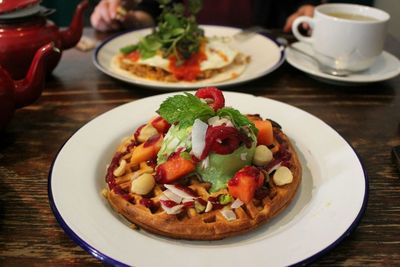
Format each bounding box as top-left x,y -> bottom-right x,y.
195,87 -> 225,111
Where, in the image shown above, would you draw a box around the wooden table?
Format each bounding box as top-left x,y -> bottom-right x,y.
1,28 -> 399,266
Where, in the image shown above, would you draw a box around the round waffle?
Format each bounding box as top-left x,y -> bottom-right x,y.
103,120 -> 301,240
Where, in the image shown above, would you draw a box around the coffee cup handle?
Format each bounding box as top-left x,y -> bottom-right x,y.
292,16 -> 314,44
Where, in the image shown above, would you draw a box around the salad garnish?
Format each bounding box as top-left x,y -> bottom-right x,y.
120,0 -> 204,64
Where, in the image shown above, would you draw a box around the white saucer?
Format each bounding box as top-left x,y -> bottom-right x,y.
286,42 -> 400,85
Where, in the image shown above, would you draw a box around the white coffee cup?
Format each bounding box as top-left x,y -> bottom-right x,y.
292,4 -> 390,72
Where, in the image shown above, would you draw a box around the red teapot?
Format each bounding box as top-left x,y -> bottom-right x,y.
0,43 -> 60,130
0,0 -> 88,80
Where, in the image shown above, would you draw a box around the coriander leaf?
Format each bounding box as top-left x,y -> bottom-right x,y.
158,0 -> 171,5
164,13 -> 180,27
142,35 -> 162,51
172,3 -> 185,15
157,93 -> 214,128
171,28 -> 185,37
120,44 -> 138,54
217,107 -> 258,135
188,0 -> 203,14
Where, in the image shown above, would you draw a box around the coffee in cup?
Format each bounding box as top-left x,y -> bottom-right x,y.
292,4 -> 390,72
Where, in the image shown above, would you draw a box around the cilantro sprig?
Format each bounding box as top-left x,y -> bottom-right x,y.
120,0 -> 204,63
157,93 -> 258,135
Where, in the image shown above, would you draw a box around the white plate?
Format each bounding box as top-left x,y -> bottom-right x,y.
286,42 -> 400,85
49,92 -> 367,267
93,25 -> 285,90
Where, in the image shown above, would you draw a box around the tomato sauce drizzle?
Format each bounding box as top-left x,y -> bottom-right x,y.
168,51 -> 207,81
127,50 -> 140,62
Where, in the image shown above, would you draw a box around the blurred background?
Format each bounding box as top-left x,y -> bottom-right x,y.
41,0 -> 399,41
41,0 -> 96,27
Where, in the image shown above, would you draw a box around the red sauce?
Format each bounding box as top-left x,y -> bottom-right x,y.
160,199 -> 178,208
143,134 -> 161,147
106,152 -> 127,189
227,176 -> 239,186
254,187 -> 270,200
168,51 -> 207,81
228,166 -> 260,187
155,167 -> 165,183
127,50 -> 140,62
106,151 -> 135,203
175,184 -> 198,197
207,196 -> 223,210
134,124 -> 146,141
183,201 -> 194,208
151,116 -> 171,134
197,198 -> 207,206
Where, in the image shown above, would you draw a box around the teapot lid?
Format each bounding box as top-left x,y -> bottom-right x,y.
0,0 -> 41,15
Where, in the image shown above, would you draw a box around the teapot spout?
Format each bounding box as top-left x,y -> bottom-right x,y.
59,0 -> 89,50
14,43 -> 60,109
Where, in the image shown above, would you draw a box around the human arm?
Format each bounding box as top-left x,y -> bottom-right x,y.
283,4 -> 316,33
90,0 -> 158,32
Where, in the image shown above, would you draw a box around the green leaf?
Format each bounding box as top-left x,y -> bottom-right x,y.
180,151 -> 192,160
194,201 -> 205,213
172,3 -> 185,15
120,44 -> 138,54
188,0 -> 203,14
157,93 -> 215,128
139,49 -> 156,59
122,0 -> 204,62
217,107 -> 258,135
142,35 -> 162,51
164,13 -> 180,28
218,194 -> 233,205
170,27 -> 185,37
158,0 -> 171,5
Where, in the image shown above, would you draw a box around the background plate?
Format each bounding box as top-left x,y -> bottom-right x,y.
49,92 -> 367,267
93,25 -> 285,90
286,42 -> 400,85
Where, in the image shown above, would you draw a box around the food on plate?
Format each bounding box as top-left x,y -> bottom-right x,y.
103,87 -> 301,240
110,0 -> 250,83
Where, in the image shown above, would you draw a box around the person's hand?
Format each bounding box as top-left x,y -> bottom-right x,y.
90,0 -> 121,32
283,5 -> 315,33
91,0 -> 155,32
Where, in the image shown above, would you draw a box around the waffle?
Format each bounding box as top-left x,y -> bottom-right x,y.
103,120 -> 301,240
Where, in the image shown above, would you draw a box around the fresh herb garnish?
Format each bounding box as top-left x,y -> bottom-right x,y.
157,93 -> 258,135
157,93 -> 214,128
217,107 -> 258,135
120,0 -> 204,63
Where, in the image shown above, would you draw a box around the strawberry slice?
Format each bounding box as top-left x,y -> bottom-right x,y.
228,166 -> 264,203
195,87 -> 225,111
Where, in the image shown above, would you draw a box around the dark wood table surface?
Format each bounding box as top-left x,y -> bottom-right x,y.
1,28 -> 399,266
